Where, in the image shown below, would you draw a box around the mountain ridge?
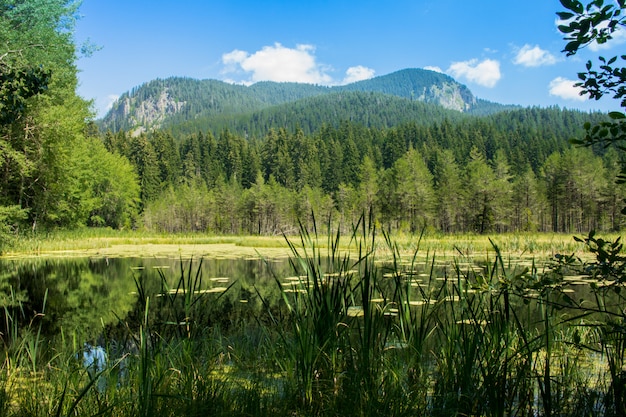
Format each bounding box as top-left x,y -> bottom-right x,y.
100,68 -> 516,135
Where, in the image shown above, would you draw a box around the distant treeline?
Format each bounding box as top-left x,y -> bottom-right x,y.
102,106 -> 622,234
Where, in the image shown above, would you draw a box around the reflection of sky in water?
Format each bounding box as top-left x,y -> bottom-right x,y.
82,343 -> 107,372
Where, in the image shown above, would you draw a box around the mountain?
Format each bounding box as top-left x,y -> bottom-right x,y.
167,91 -> 469,138
335,68 -> 475,111
100,68 -> 515,135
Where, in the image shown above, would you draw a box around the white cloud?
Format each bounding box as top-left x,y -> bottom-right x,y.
342,65 -> 375,84
513,44 -> 557,67
222,49 -> 249,67
221,43 -> 334,84
423,66 -> 443,73
549,77 -> 586,101
446,59 -> 501,88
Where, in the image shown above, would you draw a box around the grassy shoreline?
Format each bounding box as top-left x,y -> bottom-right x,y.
3,228 -> 613,260
2,224 -> 624,416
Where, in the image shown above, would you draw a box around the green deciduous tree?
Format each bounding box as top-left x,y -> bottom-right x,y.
0,0 -> 139,231
85,137 -> 140,228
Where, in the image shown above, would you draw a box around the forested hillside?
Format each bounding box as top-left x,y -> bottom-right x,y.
335,68 -> 476,110
167,91 -> 469,137
100,68 -> 516,136
102,78 -> 332,133
102,106 -> 618,235
1,1 -> 622,245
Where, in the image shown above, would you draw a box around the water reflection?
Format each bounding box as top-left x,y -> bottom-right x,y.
0,258 -> 135,339
0,256 -> 293,340
0,254 -> 602,343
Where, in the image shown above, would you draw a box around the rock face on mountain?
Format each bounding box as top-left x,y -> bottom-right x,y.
101,68 -> 493,134
114,89 -> 186,135
427,82 -> 475,111
335,68 -> 475,112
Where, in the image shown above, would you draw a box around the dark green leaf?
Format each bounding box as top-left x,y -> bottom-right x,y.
557,12 -> 576,20
573,0 -> 584,13
564,40 -> 581,53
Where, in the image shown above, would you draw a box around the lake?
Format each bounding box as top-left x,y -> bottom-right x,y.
0,249 -> 592,342
0,243 -> 622,416
0,255 -> 299,341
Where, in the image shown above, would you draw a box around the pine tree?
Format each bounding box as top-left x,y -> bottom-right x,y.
432,148 -> 464,233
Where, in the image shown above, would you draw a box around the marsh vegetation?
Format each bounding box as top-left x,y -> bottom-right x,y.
1,2 -> 626,415
1,222 -> 625,416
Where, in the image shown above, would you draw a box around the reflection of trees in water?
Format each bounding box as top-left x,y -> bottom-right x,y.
3,255 -> 583,346
119,257 -> 293,341
0,258 -> 136,341
0,256 -> 293,343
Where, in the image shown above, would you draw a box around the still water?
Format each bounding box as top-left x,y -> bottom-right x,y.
0,256 -> 295,340
0,253 -> 597,343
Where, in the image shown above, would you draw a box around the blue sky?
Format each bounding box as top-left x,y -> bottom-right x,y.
74,0 -> 625,118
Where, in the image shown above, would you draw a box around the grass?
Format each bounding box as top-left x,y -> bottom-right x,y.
3,227 -> 608,260
0,223 -> 623,416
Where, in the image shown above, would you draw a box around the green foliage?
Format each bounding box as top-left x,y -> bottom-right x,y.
85,138 -> 140,228
558,0 -> 625,57
0,205 -> 26,253
0,66 -> 51,124
0,0 -> 140,231
464,147 -> 500,233
103,104 -> 624,235
392,147 -> 435,232
550,231 -> 626,415
432,149 -> 464,232
558,0 -> 626,211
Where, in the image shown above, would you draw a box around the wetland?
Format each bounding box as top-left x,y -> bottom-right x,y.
0,230 -> 624,416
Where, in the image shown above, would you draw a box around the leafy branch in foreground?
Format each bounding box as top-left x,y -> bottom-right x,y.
558,0 -> 626,211
558,0 -> 625,56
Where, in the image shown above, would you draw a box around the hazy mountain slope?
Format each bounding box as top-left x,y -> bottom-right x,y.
167,91 -> 468,137
100,68 -> 499,134
335,68 -> 476,111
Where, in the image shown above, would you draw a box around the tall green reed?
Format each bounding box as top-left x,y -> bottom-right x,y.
2,224 -> 622,416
